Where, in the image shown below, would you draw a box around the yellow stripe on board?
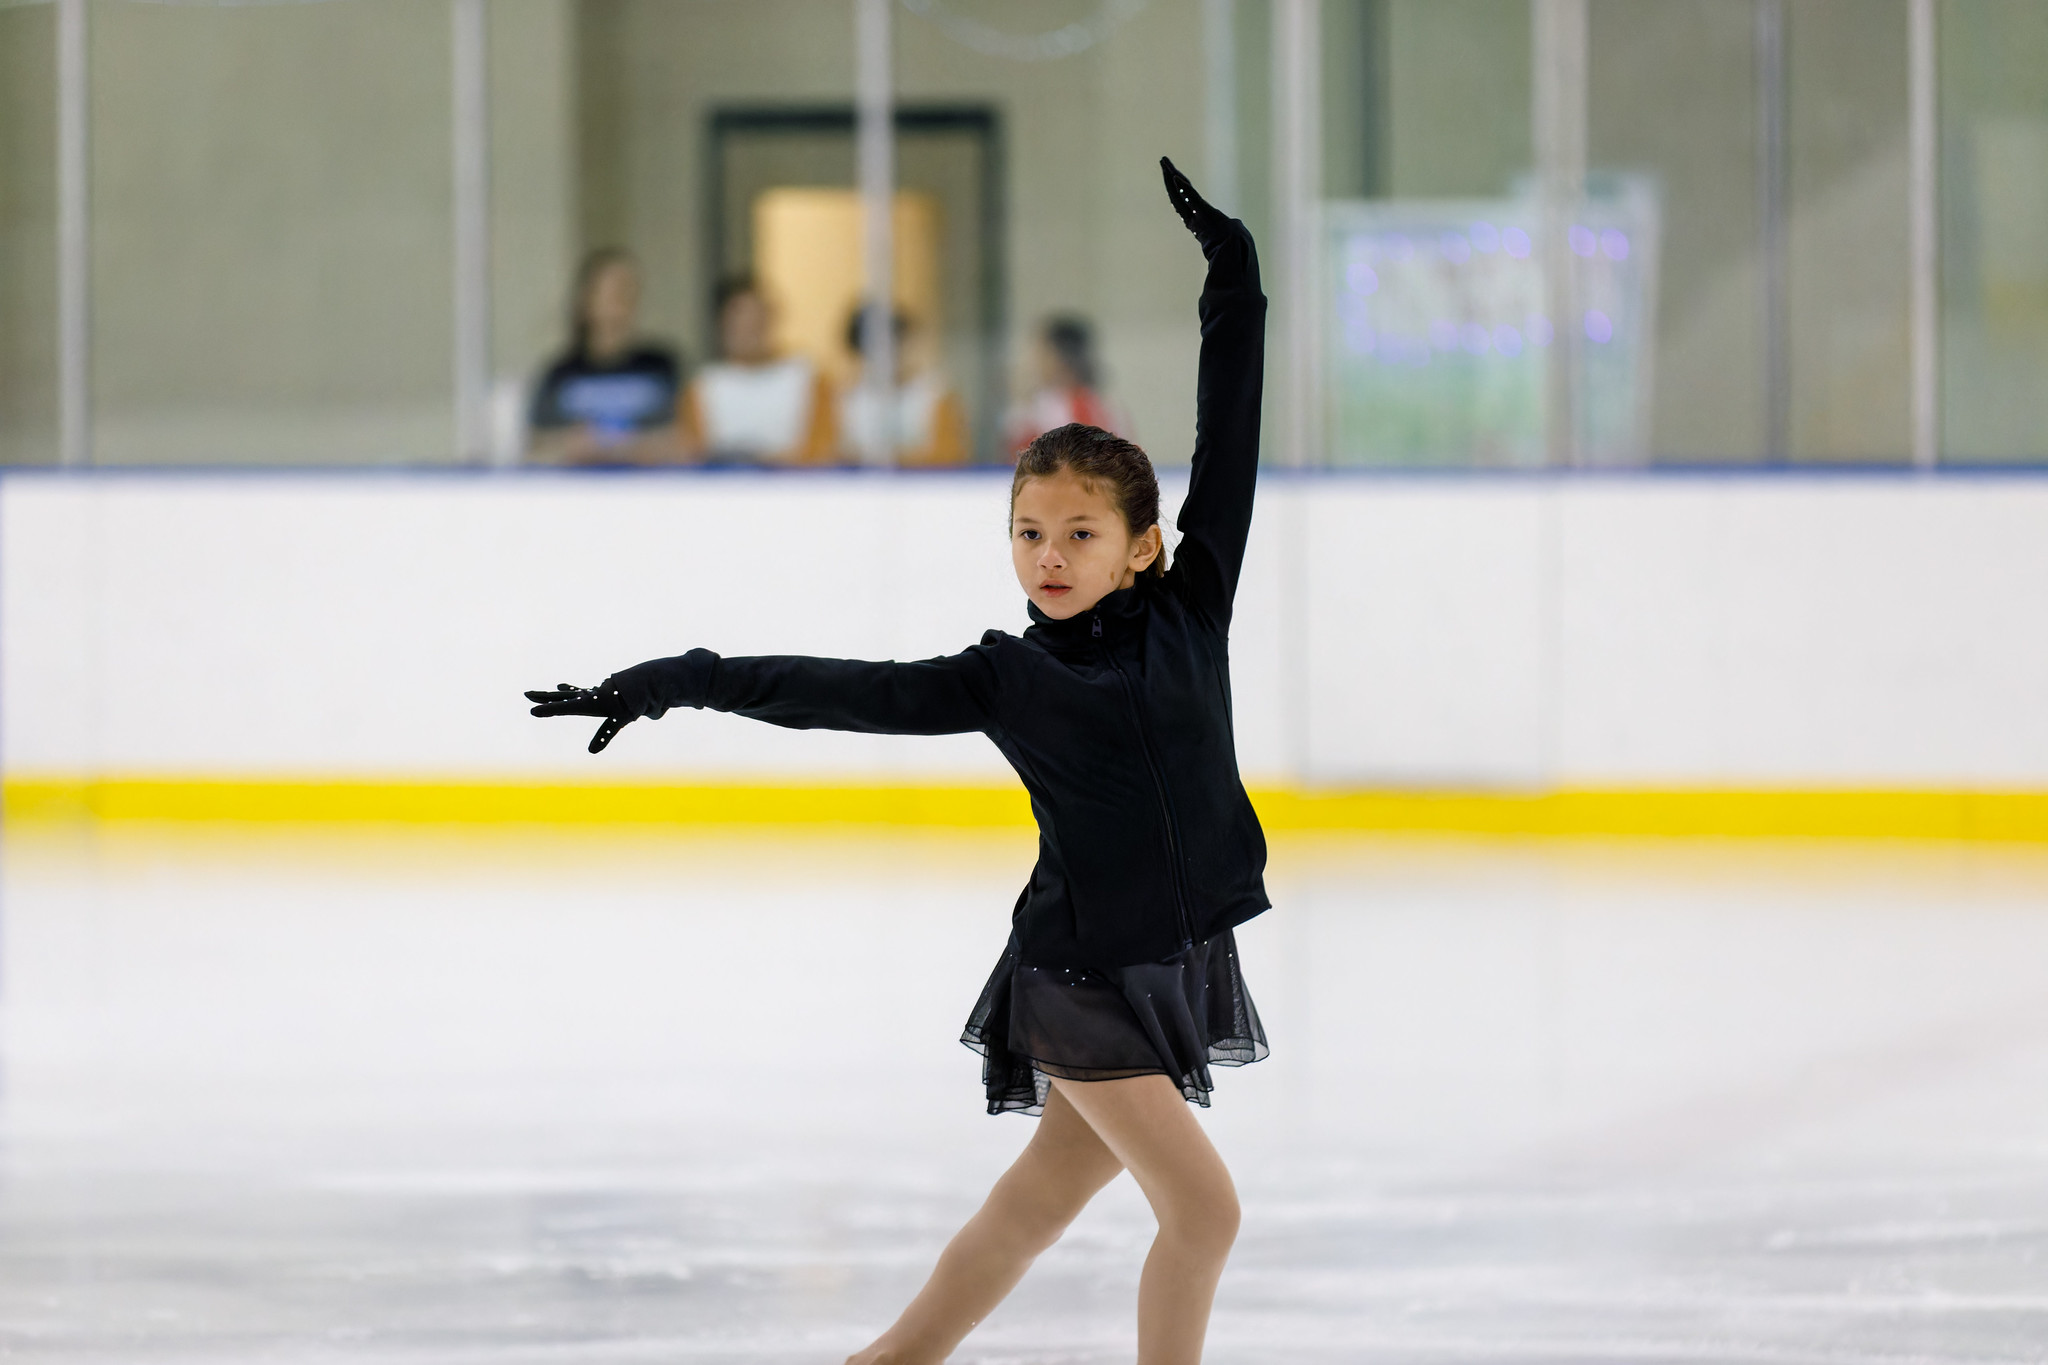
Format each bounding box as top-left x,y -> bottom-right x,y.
1250,788 -> 2048,841
8,776 -> 2048,841
0,778 -> 1036,828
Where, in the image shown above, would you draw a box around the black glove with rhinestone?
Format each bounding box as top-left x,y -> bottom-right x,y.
1160,155 -> 1236,259
525,682 -> 636,754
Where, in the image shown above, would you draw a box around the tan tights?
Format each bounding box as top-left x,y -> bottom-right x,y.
845,1073 -> 1240,1365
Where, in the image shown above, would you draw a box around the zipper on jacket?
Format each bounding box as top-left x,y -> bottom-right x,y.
1093,610 -> 1196,950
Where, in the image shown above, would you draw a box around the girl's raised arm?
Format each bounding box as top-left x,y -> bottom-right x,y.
528,645 -> 998,753
1160,156 -> 1267,627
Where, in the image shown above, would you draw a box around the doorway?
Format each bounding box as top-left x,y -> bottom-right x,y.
707,105 -> 1006,462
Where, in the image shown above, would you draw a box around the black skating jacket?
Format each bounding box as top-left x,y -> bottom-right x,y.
606,221 -> 1268,970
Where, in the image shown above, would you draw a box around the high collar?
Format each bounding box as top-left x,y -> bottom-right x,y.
1024,579 -> 1151,647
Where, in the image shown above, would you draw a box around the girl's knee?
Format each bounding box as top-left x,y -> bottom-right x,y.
1216,1186 -> 1243,1242
1203,1186 -> 1242,1251
1159,1183 -> 1239,1259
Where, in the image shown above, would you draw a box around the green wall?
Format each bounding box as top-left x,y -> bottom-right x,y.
0,4 -> 56,466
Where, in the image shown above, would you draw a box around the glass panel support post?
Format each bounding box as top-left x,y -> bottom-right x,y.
1909,0 -> 1938,470
57,0 -> 89,468
1533,0 -> 1587,468
1271,0 -> 1320,787
1757,0 -> 1789,463
854,0 -> 896,467
1204,0 -> 1240,213
1273,0 -> 1321,470
453,0 -> 491,465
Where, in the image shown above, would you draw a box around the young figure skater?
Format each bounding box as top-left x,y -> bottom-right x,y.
528,159 -> 1267,1365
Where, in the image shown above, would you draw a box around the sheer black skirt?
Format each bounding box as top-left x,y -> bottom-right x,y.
960,929 -> 1269,1116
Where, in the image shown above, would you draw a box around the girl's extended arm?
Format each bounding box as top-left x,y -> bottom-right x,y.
1160,157 -> 1267,626
528,645 -> 998,752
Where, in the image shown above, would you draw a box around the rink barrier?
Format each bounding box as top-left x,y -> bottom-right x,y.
7,778 -> 2048,841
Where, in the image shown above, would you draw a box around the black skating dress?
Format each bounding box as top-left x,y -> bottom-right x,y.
593,191 -> 1272,1116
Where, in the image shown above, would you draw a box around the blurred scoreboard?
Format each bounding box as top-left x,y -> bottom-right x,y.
1325,178 -> 1660,467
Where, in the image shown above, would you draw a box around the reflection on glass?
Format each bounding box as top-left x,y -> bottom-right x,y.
1940,0 -> 2048,462
0,3 -> 57,465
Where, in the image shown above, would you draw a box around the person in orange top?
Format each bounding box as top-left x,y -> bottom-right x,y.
838,305 -> 970,467
680,275 -> 838,466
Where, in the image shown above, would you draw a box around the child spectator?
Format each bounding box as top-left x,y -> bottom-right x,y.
1005,314 -> 1128,458
680,275 -> 838,465
839,304 -> 969,466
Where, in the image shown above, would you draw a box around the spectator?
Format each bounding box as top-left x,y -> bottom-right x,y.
680,275 -> 837,465
527,249 -> 682,465
1004,313 -> 1128,457
838,304 -> 969,466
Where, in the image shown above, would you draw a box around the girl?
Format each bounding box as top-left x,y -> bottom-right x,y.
529,159 -> 1268,1365
1004,312 -> 1130,456
526,249 -> 683,467
681,274 -> 840,466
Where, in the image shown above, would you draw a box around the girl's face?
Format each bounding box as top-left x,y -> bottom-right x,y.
1011,469 -> 1161,618
583,261 -> 640,344
1032,334 -> 1075,390
719,290 -> 774,364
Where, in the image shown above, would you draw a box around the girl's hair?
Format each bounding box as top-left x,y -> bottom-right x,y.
568,247 -> 636,358
713,271 -> 760,317
1011,423 -> 1166,580
845,301 -> 912,355
1041,314 -> 1099,389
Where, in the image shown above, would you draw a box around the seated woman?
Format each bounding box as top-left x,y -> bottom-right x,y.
838,305 -> 970,466
1004,313 -> 1129,457
527,249 -> 682,465
680,275 -> 837,465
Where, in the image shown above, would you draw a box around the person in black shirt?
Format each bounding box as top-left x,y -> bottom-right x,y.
529,160 -> 1266,1365
526,249 -> 682,465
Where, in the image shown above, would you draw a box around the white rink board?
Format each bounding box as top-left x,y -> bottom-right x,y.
6,469 -> 2048,787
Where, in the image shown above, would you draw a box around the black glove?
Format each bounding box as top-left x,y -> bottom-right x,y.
526,682 -> 636,754
1160,155 -> 1234,257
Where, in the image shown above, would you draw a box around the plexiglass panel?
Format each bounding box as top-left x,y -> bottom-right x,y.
1322,0 -> 1538,467
1382,0 -> 1530,201
1938,0 -> 2048,463
88,0 -> 456,465
485,0 -> 581,466
0,1 -> 2026,469
891,0 -> 1240,466
1787,0 -> 1910,464
1590,0 -> 1764,464
553,0 -> 855,468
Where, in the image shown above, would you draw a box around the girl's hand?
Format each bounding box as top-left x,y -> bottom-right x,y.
1160,156 -> 1233,255
525,682 -> 636,753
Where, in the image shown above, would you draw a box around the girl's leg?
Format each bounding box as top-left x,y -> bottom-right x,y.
846,1084 -> 1125,1365
1047,1075 -> 1240,1365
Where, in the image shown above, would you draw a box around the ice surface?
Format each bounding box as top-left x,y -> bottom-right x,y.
3,825 -> 2047,1363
